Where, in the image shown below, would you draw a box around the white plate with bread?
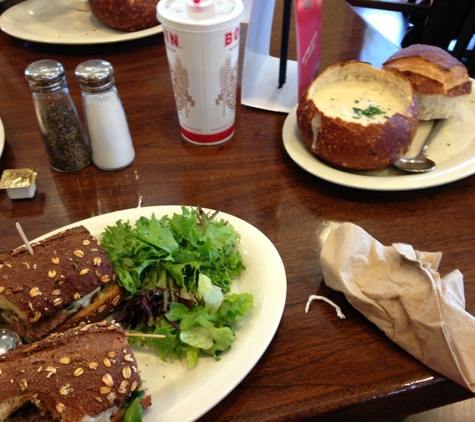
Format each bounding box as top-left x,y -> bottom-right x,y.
26,206 -> 287,422
0,0 -> 162,45
284,95 -> 475,191
0,118 -> 4,158
285,47 -> 475,191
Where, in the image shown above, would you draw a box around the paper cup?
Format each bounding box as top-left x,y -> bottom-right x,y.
157,0 -> 244,145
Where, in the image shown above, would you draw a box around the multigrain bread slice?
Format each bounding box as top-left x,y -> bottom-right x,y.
0,226 -> 124,342
0,321 -> 151,422
383,44 -> 472,120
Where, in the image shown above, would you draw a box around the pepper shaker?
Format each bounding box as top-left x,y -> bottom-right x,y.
25,60 -> 91,172
75,60 -> 135,171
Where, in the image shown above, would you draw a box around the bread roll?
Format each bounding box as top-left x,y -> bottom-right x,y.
383,44 -> 472,121
89,0 -> 160,32
296,61 -> 419,171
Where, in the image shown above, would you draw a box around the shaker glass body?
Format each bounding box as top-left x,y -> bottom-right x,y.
25,60 -> 91,172
81,86 -> 135,170
76,60 -> 135,171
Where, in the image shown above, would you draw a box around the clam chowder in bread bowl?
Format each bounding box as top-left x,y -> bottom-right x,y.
296,61 -> 419,171
383,44 -> 472,121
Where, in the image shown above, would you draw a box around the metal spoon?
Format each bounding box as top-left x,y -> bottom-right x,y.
394,119 -> 445,173
0,328 -> 22,354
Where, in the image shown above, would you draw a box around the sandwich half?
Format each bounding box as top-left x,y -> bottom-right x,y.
0,321 -> 151,421
0,225 -> 124,342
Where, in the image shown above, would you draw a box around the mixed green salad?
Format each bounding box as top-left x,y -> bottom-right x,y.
101,206 -> 254,369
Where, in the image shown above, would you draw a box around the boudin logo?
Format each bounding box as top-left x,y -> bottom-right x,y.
224,26 -> 240,47
163,29 -> 180,48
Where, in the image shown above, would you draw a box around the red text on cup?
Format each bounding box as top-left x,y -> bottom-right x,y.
225,27 -> 240,47
164,29 -> 180,48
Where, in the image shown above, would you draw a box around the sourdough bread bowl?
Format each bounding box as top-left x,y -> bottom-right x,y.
296,61 -> 420,171
383,44 -> 472,121
89,0 -> 160,32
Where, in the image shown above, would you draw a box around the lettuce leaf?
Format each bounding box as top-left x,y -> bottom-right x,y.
101,206 -> 253,368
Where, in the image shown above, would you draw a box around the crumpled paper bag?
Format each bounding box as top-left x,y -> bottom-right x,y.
320,222 -> 475,392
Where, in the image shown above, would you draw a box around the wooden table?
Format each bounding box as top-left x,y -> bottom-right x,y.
1,1 -> 475,421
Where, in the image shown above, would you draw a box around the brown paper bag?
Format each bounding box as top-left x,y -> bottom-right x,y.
320,222 -> 475,392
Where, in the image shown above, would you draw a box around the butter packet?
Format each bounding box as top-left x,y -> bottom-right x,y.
0,169 -> 37,199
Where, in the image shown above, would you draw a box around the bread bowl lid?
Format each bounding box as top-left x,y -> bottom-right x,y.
157,0 -> 244,32
383,44 -> 466,70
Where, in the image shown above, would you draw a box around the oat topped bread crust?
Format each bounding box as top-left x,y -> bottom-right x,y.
0,321 -> 147,422
0,226 -> 119,341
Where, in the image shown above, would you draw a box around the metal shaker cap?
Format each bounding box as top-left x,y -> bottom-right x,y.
75,59 -> 116,93
24,59 -> 67,93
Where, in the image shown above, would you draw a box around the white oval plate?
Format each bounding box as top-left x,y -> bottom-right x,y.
0,118 -> 4,158
33,205 -> 287,422
283,86 -> 475,191
0,0 -> 162,45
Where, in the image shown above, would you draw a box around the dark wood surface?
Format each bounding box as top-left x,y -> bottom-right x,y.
1,1 -> 475,421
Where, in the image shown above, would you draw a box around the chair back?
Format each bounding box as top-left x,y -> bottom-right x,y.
347,0 -> 475,76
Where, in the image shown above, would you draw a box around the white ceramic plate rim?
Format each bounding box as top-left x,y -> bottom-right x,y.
0,118 -> 4,158
32,205 -> 287,422
0,0 -> 162,45
283,85 -> 475,191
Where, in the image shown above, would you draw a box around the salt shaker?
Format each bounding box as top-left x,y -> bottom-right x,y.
25,60 -> 91,172
75,60 -> 135,171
